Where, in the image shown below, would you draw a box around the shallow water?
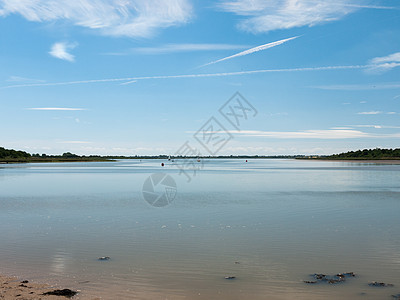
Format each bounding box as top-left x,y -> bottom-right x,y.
0,159 -> 399,299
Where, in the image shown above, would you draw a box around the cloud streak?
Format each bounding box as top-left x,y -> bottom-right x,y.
0,64 -> 366,90
232,129 -> 400,139
6,76 -> 45,83
357,111 -> 382,115
312,82 -> 400,90
58,141 -> 91,144
27,108 -> 86,111
108,43 -> 249,55
49,42 -> 77,62
351,125 -> 400,129
0,0 -> 192,38
200,36 -> 298,67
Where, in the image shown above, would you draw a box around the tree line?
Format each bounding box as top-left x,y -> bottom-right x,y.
329,148 -> 400,159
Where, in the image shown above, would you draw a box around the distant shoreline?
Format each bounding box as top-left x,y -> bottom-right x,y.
2,157 -> 400,165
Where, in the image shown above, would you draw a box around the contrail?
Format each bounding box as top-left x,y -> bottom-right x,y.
199,36 -> 299,68
0,64 -> 367,90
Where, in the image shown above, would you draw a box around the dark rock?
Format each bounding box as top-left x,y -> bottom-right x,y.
225,276 -> 236,280
234,261 -> 240,264
368,281 -> 394,287
20,280 -> 29,284
43,289 -> 78,298
98,256 -> 110,261
305,272 -> 356,286
19,284 -> 28,287
313,274 -> 327,280
328,279 -> 345,284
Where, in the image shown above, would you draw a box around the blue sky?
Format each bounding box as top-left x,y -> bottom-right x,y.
1,0 -> 400,156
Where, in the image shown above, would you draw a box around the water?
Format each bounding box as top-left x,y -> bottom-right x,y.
0,159 -> 399,299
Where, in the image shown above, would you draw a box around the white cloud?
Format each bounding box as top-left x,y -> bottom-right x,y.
367,52 -> 400,73
0,0 -> 192,38
370,52 -> 400,64
218,0 -> 395,33
49,42 -> 77,62
357,111 -> 382,115
200,36 -> 298,67
27,107 -> 86,111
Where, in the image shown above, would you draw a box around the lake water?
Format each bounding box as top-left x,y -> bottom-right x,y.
0,159 -> 399,299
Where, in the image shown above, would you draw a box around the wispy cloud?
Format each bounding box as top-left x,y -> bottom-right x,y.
367,52 -> 400,73
27,108 -> 86,111
58,141 -> 91,144
6,76 -> 45,83
218,0 -> 397,33
235,129 -> 369,139
351,124 -> 400,129
0,0 -> 192,38
357,111 -> 382,115
313,83 -> 400,90
49,42 -> 77,62
200,36 -> 298,67
107,43 -> 249,55
232,129 -> 400,139
1,64 -> 366,90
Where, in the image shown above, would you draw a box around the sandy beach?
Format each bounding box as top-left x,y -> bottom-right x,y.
0,274 -> 88,299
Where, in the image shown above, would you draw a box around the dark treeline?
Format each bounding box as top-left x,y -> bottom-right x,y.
0,147 -> 31,159
0,147 -> 109,163
328,148 -> 400,160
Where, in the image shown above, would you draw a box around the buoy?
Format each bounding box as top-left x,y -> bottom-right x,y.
245,160 -> 248,162
161,163 -> 165,167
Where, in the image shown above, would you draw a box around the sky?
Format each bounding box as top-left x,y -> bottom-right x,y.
1,0 -> 400,156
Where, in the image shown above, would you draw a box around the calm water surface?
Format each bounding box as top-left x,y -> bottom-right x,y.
0,159 -> 399,299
